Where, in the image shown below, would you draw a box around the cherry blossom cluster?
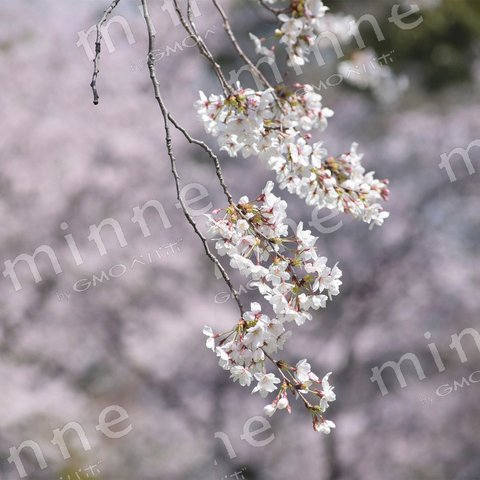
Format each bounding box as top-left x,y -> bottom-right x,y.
261,0 -> 355,66
87,0 -> 393,439
204,319 -> 336,433
207,181 -> 342,321
192,0 -> 389,435
203,181 -> 340,432
195,85 -> 390,227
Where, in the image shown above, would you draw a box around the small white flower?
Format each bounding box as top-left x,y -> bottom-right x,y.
315,419 -> 336,434
253,348 -> 265,363
250,302 -> 262,315
264,403 -> 277,417
321,372 -> 336,403
203,325 -> 215,351
295,359 -> 312,383
216,346 -> 231,370
230,365 -> 253,387
249,33 -> 275,62
277,396 -> 289,410
252,373 -> 281,398
243,318 -> 268,350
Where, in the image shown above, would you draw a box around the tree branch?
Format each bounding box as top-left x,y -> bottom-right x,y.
171,0 -> 232,94
140,0 -> 244,316
211,0 -> 275,91
90,0 -> 122,105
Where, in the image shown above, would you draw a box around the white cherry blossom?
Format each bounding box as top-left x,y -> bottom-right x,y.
203,325 -> 216,351
295,359 -> 312,383
195,85 -> 390,227
195,0 -> 392,435
314,419 -> 336,434
252,372 -> 281,397
230,365 -> 254,387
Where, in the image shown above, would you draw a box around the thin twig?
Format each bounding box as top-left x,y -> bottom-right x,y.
211,0 -> 275,91
90,0 -> 122,105
171,0 -> 232,94
140,0 -> 244,315
263,349 -> 312,408
166,114 -> 234,205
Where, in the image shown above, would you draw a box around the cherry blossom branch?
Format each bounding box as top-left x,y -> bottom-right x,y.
262,350 -> 312,408
89,0 -> 241,309
139,0 -> 243,315
90,0 -> 122,105
89,0 -> 390,435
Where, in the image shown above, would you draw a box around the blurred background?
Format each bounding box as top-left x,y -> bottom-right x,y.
0,0 -> 480,479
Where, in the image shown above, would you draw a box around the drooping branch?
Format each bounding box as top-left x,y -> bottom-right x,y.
88,0 -> 388,434
165,114 -> 235,205
139,0 -> 244,316
90,0 -> 122,105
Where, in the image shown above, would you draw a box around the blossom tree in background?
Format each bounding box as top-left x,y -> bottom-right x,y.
90,0 -> 389,434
